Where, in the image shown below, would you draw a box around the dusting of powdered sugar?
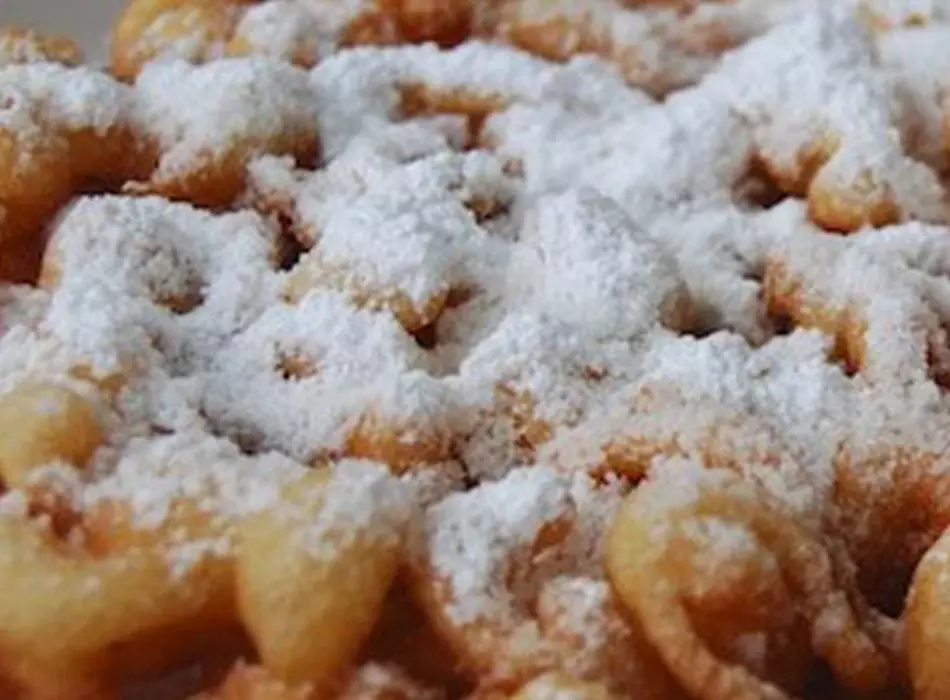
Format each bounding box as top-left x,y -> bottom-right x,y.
289,459 -> 414,561
4,4 -> 950,687
0,62 -> 135,137
44,195 -> 282,373
135,56 -> 320,179
516,187 -> 689,340
202,291 -> 444,462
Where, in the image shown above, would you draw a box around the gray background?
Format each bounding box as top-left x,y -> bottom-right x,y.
2,0 -> 129,62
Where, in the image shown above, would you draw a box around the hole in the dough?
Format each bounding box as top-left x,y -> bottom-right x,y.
234,434 -> 262,457
662,286 -> 751,342
927,325 -> 950,391
582,364 -> 609,382
276,350 -> 319,381
733,158 -> 788,211
466,195 -> 508,224
445,285 -> 476,309
398,83 -> 507,150
149,424 -> 175,438
674,310 -> 725,340
864,566 -> 915,619
456,459 -> 479,490
307,447 -> 343,468
502,158 -> 524,178
759,272 -> 869,379
274,230 -> 305,272
361,579 -> 476,697
197,409 -> 273,459
158,288 -> 205,315
762,303 -> 861,377
74,175 -> 130,197
666,258 -> 793,346
143,245 -> 206,315
931,362 -> 950,391
800,661 -> 838,700
413,321 -> 439,350
767,308 -> 795,337
834,353 -> 860,378
117,628 -> 257,700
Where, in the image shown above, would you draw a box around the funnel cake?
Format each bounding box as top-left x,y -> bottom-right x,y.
128,57 -> 321,208
0,56 -> 147,283
3,1 -> 950,698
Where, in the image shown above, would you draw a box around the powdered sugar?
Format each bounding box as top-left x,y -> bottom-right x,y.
231,1 -> 324,65
647,204 -> 774,344
253,126 -> 520,289
764,206 -> 946,386
83,430 -> 306,531
516,188 -> 689,340
291,459 -> 413,560
4,3 -> 950,692
0,284 -> 48,333
706,6 -> 948,223
414,466 -> 574,623
411,465 -> 622,665
39,277 -> 163,379
43,195 -> 282,373
135,57 -> 319,179
298,186 -> 488,306
878,24 -> 950,171
633,329 -> 853,476
340,662 -> 440,700
496,0 -> 778,96
455,310 -> 634,425
856,0 -> 948,26
202,291 -> 449,462
129,3 -> 233,67
0,62 -> 134,157
309,40 -> 647,157
535,576 -> 619,668
486,84 -> 750,224
232,0 -> 383,65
